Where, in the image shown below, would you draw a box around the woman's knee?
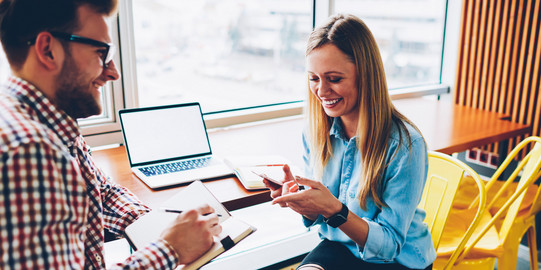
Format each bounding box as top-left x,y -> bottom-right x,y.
297,263 -> 325,270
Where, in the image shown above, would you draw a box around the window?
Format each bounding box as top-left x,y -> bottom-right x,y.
127,0 -> 448,114
0,51 -> 9,83
333,0 -> 447,90
79,17 -> 126,146
129,0 -> 313,113
1,0 -> 455,147
101,0 -> 455,145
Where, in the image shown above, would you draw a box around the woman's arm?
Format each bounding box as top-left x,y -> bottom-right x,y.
274,176 -> 370,246
273,135 -> 428,262
359,136 -> 428,261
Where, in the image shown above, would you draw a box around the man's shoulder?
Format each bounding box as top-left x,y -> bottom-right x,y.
0,96 -> 58,153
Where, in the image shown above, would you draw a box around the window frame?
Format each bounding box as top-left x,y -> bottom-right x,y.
81,14 -> 131,147
83,0 -> 460,147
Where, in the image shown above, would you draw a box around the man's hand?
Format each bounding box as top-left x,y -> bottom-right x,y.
160,204 -> 222,265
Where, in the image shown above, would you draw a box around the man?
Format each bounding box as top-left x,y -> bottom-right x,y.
0,0 -> 221,268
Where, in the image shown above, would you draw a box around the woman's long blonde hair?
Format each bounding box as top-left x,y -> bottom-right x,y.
306,14 -> 419,210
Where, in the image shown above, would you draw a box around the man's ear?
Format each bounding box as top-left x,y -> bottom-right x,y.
33,32 -> 63,71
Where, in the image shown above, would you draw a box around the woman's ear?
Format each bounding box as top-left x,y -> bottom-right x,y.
33,32 -> 63,71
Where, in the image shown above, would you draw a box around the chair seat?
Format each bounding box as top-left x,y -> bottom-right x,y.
437,207 -> 503,259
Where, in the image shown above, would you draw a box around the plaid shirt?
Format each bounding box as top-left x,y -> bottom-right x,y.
0,76 -> 179,269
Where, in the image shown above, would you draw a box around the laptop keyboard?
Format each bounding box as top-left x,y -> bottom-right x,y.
138,157 -> 212,176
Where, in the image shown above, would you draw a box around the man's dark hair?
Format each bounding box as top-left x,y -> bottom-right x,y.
0,0 -> 118,70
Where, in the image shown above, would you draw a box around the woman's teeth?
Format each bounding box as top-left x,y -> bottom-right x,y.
322,98 -> 342,105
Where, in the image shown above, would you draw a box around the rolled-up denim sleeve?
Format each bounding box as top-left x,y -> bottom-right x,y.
359,137 -> 428,262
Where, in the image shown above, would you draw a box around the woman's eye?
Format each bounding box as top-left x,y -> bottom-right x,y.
329,77 -> 342,83
309,77 -> 319,82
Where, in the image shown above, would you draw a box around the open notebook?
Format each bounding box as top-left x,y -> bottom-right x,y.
124,181 -> 256,270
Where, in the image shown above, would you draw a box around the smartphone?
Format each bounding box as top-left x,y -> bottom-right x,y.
251,170 -> 283,186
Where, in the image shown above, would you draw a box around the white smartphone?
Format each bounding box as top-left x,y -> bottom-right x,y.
251,170 -> 283,186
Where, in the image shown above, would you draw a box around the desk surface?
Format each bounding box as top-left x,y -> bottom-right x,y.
392,98 -> 531,154
93,98 -> 531,209
94,117 -> 305,210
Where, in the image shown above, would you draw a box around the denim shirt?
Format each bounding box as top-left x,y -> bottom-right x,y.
302,118 -> 436,269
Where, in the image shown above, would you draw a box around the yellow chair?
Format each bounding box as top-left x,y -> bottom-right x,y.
419,151 -> 487,270
437,136 -> 541,269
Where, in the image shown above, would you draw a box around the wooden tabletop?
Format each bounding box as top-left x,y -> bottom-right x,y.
393,98 -> 531,154
93,146 -> 273,210
93,98 -> 531,209
93,117 -> 305,210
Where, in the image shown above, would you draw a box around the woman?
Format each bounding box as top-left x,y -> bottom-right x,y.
266,14 -> 436,270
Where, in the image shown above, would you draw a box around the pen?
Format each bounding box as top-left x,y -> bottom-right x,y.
162,209 -> 222,217
254,164 -> 286,167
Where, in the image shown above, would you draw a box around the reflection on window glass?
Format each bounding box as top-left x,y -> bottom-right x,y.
132,0 -> 312,112
334,0 -> 446,89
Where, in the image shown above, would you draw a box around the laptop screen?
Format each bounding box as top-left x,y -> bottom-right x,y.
119,103 -> 212,166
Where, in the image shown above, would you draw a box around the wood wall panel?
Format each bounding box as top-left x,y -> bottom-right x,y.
454,0 -> 541,156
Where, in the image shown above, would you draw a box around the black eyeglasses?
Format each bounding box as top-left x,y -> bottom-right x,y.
27,31 -> 116,68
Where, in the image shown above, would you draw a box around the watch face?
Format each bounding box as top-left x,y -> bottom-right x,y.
326,203 -> 348,228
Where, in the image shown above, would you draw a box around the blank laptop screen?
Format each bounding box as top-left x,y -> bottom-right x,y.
120,104 -> 212,166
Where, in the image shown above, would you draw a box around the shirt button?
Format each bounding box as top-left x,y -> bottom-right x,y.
94,254 -> 102,262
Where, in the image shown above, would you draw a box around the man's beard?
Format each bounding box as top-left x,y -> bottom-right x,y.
55,54 -> 102,119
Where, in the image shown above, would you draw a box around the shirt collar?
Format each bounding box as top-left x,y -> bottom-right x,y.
5,76 -> 81,146
329,117 -> 349,141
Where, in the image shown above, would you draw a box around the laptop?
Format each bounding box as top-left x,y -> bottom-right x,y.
118,102 -> 233,189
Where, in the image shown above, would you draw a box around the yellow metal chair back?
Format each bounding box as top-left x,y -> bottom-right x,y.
419,151 -> 486,270
497,140 -> 541,243
450,136 -> 541,269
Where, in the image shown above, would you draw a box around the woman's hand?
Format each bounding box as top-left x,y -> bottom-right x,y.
272,176 -> 342,221
262,164 -> 299,207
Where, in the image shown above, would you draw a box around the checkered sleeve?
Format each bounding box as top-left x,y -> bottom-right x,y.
111,239 -> 179,269
0,142 -> 87,269
77,140 -> 150,237
97,165 -> 151,237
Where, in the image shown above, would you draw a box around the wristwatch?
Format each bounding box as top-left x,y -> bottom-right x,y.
324,203 -> 349,228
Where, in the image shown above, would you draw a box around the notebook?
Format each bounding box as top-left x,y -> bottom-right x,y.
118,102 -> 233,189
124,180 -> 256,270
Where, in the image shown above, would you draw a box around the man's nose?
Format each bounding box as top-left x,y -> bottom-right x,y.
103,61 -> 120,81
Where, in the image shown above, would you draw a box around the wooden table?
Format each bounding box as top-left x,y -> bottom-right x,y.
392,98 -> 531,155
93,98 -> 531,209
94,116 -> 305,210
